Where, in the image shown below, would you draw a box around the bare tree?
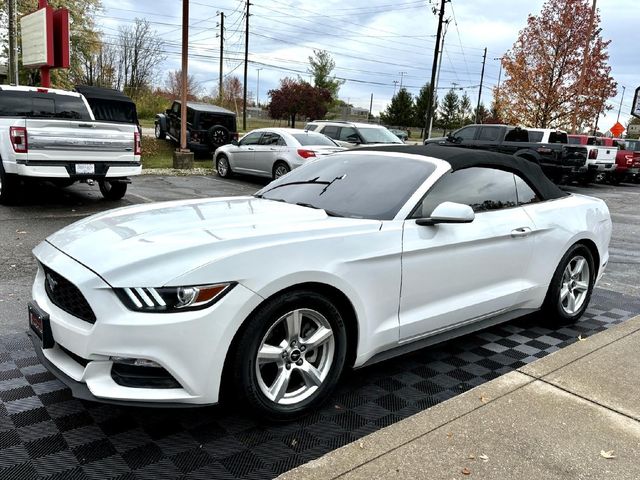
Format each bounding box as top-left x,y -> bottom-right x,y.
116,18 -> 165,95
77,41 -> 118,88
209,76 -> 244,113
165,70 -> 201,100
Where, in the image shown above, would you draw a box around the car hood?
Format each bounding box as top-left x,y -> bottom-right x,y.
44,196 -> 381,287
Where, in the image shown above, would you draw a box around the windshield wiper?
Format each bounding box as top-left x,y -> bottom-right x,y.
295,202 -> 344,218
257,177 -> 325,196
319,174 -> 346,196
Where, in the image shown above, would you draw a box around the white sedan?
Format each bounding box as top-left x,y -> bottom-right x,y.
29,145 -> 611,420
213,127 -> 344,180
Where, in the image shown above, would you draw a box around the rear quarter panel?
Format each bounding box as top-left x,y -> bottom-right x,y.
521,194 -> 611,306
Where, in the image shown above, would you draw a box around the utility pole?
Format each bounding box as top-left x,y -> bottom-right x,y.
428,18 -> 449,139
256,67 -> 263,107
172,0 -> 193,169
218,11 -> 224,103
423,0 -> 447,140
616,85 -> 626,123
571,0 -> 597,133
8,0 -> 17,84
392,80 -> 399,96
399,71 -> 407,90
475,47 -> 487,123
242,0 -> 250,131
369,93 -> 374,121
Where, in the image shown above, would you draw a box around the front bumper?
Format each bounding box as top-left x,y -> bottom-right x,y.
31,241 -> 262,406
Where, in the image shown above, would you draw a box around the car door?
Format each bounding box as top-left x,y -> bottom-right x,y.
474,125 -> 503,150
251,132 -> 286,175
399,167 -> 536,341
230,131 -> 263,173
450,125 -> 478,145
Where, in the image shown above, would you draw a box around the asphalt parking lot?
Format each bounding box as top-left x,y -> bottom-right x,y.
0,175 -> 639,479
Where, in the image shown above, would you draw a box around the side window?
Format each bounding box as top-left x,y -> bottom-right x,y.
413,167 -> 518,217
186,108 -> 195,125
477,126 -> 500,141
504,128 -> 528,142
260,132 -> 282,146
321,125 -> 339,139
548,132 -> 567,143
454,126 -> 477,141
32,98 -> 55,117
240,131 -> 262,146
304,123 -> 318,131
514,175 -> 540,205
339,127 -> 359,142
528,131 -> 544,143
171,102 -> 180,114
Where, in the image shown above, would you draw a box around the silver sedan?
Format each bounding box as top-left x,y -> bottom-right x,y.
213,128 -> 345,179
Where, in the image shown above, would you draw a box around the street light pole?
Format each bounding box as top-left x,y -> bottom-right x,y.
392,80 -> 399,96
256,67 -> 263,107
616,85 -> 626,123
399,71 -> 407,90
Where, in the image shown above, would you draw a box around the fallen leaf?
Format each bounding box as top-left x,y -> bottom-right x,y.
462,467 -> 471,475
447,432 -> 453,438
479,395 -> 489,403
359,441 -> 364,449
600,450 -> 616,459
578,335 -> 586,341
16,230 -> 27,234
479,454 -> 489,462
468,454 -> 475,460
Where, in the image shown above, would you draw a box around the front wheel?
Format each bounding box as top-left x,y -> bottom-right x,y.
542,244 -> 595,324
230,290 -> 347,421
99,180 -> 128,201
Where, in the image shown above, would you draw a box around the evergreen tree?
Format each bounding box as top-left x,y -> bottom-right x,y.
438,89 -> 460,132
459,93 -> 473,125
380,88 -> 415,127
414,83 -> 437,127
308,50 -> 344,103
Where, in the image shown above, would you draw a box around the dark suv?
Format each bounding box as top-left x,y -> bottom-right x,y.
155,101 -> 238,154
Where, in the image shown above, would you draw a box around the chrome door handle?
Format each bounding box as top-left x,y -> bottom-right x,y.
269,147 -> 277,151
248,147 -> 255,150
511,227 -> 532,238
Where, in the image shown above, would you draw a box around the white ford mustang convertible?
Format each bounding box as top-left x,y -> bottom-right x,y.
29,145 -> 612,420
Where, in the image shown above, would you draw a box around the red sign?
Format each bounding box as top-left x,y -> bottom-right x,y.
52,9 -> 70,68
610,122 -> 625,137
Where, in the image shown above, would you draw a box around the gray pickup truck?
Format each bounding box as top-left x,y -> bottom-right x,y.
0,86 -> 141,204
425,124 -> 587,183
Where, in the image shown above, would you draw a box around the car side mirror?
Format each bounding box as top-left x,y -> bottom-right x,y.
416,202 -> 475,226
231,139 -> 239,146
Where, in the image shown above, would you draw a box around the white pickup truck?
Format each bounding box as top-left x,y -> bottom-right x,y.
567,134 -> 617,184
0,86 -> 141,204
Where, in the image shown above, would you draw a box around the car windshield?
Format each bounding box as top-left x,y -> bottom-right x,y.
255,153 -> 436,220
291,132 -> 337,146
358,127 -> 403,144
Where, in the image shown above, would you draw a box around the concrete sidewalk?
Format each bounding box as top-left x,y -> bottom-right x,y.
279,315 -> 640,480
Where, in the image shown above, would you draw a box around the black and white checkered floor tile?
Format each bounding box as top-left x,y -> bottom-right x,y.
1,288 -> 638,480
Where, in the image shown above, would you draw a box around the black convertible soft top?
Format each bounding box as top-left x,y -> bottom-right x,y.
75,85 -> 138,125
361,144 -> 568,201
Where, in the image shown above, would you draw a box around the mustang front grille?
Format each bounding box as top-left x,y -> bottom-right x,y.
43,266 -> 97,324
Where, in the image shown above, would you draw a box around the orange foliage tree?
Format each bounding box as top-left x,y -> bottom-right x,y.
497,0 -> 616,130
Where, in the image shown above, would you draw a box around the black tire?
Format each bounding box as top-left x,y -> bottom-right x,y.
216,155 -> 232,178
155,122 -> 166,140
272,161 -> 290,180
0,162 -> 20,205
99,180 -> 128,201
608,174 -> 621,186
207,125 -> 230,149
542,244 -> 595,324
229,290 -> 348,421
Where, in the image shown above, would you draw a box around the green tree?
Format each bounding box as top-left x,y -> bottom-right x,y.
458,93 -> 473,125
308,49 -> 344,103
414,83 -> 437,127
473,102 -> 490,124
438,89 -> 460,132
380,88 -> 415,127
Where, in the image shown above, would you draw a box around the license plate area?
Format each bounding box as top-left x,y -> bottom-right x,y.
75,163 -> 95,175
28,302 -> 54,349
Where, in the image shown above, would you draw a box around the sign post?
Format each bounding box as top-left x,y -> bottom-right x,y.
632,87 -> 640,120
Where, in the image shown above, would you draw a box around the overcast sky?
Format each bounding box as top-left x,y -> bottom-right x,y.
101,0 -> 639,132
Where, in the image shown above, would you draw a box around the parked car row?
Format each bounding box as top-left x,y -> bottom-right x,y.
424,123 -> 640,186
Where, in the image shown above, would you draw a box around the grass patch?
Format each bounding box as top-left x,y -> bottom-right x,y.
141,136 -> 212,170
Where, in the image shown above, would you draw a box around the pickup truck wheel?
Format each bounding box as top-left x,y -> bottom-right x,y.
207,126 -> 230,149
99,180 -> 128,201
155,123 -> 166,140
0,163 -> 19,205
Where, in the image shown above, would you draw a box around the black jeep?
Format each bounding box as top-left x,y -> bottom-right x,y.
155,101 -> 238,154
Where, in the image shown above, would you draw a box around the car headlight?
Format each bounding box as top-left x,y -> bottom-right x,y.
115,283 -> 235,313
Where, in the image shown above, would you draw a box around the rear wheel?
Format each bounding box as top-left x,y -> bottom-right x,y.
216,155 -> 232,178
0,163 -> 20,205
99,180 -> 128,201
542,244 -> 595,324
155,123 -> 166,140
230,290 -> 347,421
273,161 -> 290,179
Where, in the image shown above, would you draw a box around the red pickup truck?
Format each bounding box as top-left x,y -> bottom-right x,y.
600,138 -> 640,184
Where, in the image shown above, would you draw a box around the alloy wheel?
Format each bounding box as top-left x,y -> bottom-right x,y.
559,255 -> 590,315
274,164 -> 289,178
217,157 -> 229,176
255,308 -> 335,405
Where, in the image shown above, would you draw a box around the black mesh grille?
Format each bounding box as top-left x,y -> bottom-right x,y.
43,266 -> 96,324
